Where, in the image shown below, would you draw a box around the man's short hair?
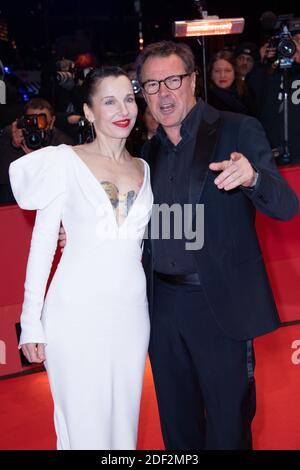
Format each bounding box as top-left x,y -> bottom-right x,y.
135,40 -> 196,84
24,98 -> 55,116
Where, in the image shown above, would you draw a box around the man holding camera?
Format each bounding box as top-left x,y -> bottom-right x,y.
10,98 -> 73,154
234,42 -> 267,112
0,98 -> 73,204
259,28 -> 300,165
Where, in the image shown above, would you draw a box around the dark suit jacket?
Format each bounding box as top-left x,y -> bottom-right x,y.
142,100 -> 299,341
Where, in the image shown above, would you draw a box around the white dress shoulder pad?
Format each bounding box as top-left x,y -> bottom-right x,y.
9,145 -> 66,210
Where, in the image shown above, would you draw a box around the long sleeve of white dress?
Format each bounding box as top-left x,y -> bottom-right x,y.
9,146 -> 66,348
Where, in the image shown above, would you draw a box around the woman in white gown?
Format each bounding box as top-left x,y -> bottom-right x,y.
9,67 -> 153,450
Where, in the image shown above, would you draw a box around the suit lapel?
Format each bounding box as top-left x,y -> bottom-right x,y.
189,107 -> 222,220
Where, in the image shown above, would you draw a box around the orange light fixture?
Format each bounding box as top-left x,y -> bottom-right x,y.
173,17 -> 245,37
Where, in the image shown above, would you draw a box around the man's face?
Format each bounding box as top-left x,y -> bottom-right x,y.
235,54 -> 254,77
25,107 -> 55,130
140,54 -> 196,131
293,34 -> 300,63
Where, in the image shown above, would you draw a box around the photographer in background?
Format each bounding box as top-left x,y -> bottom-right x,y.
234,42 -> 267,113
259,26 -> 300,165
11,98 -> 74,154
0,98 -> 73,204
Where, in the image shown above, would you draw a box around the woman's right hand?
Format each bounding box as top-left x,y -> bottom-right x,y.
21,343 -> 46,363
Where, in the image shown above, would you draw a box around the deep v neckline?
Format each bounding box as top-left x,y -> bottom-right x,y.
67,145 -> 146,229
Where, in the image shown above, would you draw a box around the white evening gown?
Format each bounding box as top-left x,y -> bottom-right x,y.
9,144 -> 153,450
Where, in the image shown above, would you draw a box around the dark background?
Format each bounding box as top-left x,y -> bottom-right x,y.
0,1 -> 299,67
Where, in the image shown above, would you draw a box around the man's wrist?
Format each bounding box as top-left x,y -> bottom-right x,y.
242,168 -> 260,191
250,170 -> 259,188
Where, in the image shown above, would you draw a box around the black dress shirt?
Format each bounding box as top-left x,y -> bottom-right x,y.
152,101 -> 202,274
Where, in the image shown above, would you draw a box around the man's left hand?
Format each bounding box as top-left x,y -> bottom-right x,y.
209,152 -> 257,190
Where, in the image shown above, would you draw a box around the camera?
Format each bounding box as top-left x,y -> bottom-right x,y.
56,59 -> 93,89
261,12 -> 300,68
55,59 -> 75,89
56,70 -> 75,86
16,113 -> 48,150
268,23 -> 296,69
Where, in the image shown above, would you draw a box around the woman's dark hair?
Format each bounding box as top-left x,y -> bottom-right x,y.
82,66 -> 130,107
135,40 -> 195,84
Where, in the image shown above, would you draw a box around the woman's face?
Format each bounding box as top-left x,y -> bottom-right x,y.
211,59 -> 235,89
84,75 -> 138,139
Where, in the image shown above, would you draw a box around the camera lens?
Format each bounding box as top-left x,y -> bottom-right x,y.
278,38 -> 297,58
25,131 -> 43,150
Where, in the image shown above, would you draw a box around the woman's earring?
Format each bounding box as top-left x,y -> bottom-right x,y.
89,122 -> 95,141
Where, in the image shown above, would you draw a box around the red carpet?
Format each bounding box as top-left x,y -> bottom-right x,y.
1,324 -> 300,450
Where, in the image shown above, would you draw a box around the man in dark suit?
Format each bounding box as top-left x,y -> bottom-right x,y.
136,40 -> 299,450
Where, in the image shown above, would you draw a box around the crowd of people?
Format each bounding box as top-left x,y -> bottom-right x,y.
1,32 -> 300,204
